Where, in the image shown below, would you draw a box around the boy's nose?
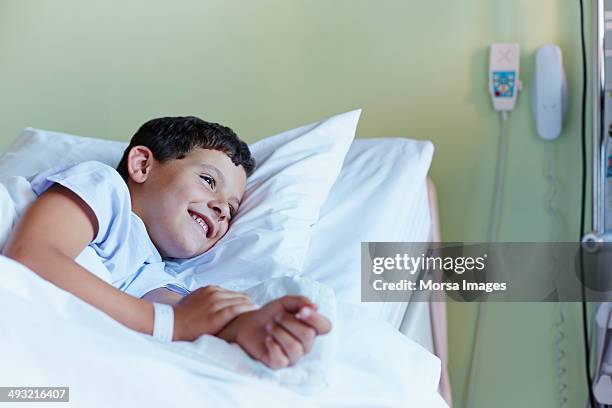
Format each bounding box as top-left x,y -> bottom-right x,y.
209,200 -> 229,220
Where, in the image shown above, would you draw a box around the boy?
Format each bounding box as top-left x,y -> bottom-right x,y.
2,116 -> 331,370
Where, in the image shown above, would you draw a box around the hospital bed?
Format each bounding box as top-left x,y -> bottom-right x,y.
0,128 -> 450,407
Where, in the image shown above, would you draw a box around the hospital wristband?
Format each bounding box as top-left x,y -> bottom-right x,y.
152,303 -> 174,342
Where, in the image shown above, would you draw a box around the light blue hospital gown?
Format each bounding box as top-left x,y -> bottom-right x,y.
29,160 -> 190,298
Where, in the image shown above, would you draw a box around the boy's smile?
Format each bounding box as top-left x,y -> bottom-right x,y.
188,209 -> 214,238
127,147 -> 247,259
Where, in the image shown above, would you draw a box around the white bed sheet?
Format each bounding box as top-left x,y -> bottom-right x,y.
0,255 -> 448,407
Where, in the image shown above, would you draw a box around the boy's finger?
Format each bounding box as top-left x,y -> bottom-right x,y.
278,295 -> 317,313
295,307 -> 332,335
263,336 -> 289,369
212,297 -> 257,313
215,301 -> 259,318
225,289 -> 252,298
273,313 -> 316,354
266,321 -> 304,365
211,290 -> 252,301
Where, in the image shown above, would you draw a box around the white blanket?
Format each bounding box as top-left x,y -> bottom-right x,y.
0,256 -> 447,407
0,176 -> 447,407
0,176 -> 336,393
150,276 -> 337,395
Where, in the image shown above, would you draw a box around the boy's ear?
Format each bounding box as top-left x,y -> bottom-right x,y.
126,146 -> 155,183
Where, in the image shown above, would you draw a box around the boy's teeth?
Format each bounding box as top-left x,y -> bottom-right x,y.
190,213 -> 208,234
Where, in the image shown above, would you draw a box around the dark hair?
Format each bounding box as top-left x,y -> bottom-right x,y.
116,116 -> 255,181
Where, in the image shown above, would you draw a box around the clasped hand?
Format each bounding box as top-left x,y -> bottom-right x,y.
172,285 -> 332,369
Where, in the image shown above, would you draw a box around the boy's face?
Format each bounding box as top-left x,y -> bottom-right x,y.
129,147 -> 247,259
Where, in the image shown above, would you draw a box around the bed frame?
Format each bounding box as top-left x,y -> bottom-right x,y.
398,177 -> 452,406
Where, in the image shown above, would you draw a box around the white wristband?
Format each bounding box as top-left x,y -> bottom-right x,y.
152,303 -> 174,342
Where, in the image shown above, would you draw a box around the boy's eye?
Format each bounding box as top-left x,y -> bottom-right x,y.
228,205 -> 236,219
200,175 -> 215,189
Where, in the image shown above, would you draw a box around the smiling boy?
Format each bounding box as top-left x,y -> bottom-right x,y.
3,116 -> 331,369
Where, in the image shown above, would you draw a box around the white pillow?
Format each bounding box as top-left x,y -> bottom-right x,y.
166,110 -> 361,290
0,111 -> 361,291
0,127 -> 127,181
300,138 -> 434,310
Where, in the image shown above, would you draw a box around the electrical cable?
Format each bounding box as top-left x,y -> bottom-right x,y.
579,0 -> 596,406
547,155 -> 561,244
463,301 -> 485,408
547,151 -> 568,408
463,111 -> 509,408
556,302 -> 569,408
489,110 -> 509,242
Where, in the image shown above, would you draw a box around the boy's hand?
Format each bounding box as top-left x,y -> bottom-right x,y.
217,295 -> 332,369
173,285 -> 258,341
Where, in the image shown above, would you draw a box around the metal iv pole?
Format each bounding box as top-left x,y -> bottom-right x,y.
582,1 -> 607,248
581,2 -> 612,407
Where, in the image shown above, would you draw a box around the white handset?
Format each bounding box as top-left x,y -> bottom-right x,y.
531,45 -> 568,140
489,43 -> 521,112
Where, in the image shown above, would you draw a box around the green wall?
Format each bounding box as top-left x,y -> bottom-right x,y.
0,1 -> 593,406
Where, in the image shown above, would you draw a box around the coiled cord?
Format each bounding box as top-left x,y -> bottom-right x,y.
555,302 -> 568,407
546,153 -> 568,408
